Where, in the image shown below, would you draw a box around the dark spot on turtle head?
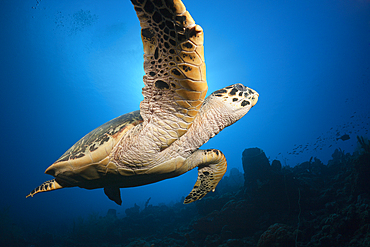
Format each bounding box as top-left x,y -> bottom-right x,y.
213,89 -> 227,95
239,92 -> 243,96
232,98 -> 238,102
155,80 -> 170,89
241,100 -> 250,107
229,88 -> 238,96
149,71 -> 156,77
203,171 -> 210,176
248,89 -> 254,95
234,84 -> 244,91
171,83 -> 176,87
244,92 -> 249,97
214,150 -> 219,156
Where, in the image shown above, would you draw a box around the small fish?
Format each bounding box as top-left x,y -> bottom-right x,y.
337,134 -> 350,141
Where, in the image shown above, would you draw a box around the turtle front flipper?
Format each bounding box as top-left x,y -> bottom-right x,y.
183,149 -> 227,204
26,179 -> 64,198
131,0 -> 208,150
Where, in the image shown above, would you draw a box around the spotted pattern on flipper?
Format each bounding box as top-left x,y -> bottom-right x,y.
131,0 -> 208,149
184,149 -> 227,204
26,179 -> 63,198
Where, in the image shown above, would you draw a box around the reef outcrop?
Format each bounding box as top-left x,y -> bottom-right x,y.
3,137 -> 370,247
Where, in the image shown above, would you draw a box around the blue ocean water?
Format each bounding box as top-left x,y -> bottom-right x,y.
1,0 -> 369,246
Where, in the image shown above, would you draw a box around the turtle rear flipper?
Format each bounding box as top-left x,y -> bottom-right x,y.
104,187 -> 122,205
26,179 -> 64,198
183,149 -> 227,204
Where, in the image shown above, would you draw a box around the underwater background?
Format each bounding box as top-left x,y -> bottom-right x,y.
1,0 -> 370,246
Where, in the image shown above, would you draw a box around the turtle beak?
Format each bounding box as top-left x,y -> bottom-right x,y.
251,93 -> 259,107
245,87 -> 258,107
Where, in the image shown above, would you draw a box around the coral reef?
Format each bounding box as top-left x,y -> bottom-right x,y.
3,136 -> 370,246
257,223 -> 295,247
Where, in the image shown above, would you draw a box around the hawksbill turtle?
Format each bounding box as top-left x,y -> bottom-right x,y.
27,0 -> 259,205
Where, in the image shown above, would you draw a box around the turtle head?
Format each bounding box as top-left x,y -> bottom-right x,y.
197,83 -> 258,137
212,83 -> 258,107
209,83 -> 259,119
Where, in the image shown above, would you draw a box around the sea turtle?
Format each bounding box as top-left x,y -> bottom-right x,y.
27,0 -> 259,205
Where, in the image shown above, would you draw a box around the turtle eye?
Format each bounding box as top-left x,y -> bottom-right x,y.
234,83 -> 244,91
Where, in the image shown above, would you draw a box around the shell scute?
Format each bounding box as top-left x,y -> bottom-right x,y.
46,111 -> 143,177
